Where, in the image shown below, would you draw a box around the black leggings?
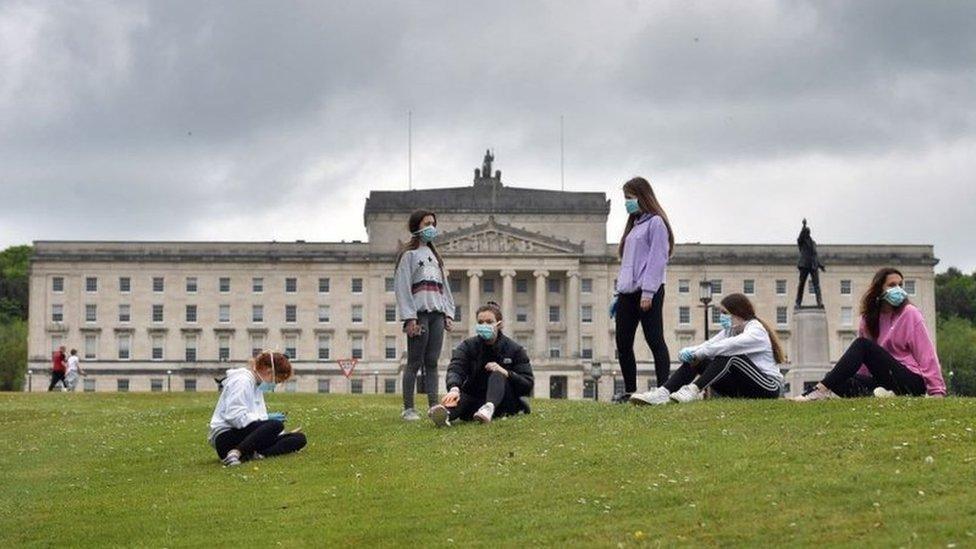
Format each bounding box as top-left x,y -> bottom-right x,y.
615,286 -> 671,392
448,371 -> 522,421
214,419 -> 307,460
663,355 -> 781,398
821,337 -> 926,397
48,371 -> 67,391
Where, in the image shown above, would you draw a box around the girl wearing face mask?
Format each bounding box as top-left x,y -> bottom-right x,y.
394,209 -> 456,421
207,350 -> 307,466
631,293 -> 786,405
427,302 -> 534,426
796,267 -> 945,401
611,177 -> 675,402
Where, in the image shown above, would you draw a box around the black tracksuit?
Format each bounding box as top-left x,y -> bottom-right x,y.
445,334 -> 534,420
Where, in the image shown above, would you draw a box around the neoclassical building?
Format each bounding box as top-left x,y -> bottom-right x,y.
26,160 -> 939,398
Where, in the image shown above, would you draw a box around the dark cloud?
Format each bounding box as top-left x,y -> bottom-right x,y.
1,0 -> 974,269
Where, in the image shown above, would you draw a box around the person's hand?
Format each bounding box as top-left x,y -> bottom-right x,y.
640,297 -> 652,311
444,317 -> 454,332
485,362 -> 508,377
441,388 -> 460,408
405,319 -> 421,337
678,348 -> 695,364
268,412 -> 286,422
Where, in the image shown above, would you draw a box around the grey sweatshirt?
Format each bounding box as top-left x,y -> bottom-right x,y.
394,245 -> 456,321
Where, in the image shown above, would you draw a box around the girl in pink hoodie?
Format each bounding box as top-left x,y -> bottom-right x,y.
797,267 -> 946,400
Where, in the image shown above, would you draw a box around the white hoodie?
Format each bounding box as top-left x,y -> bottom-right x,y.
690,319 -> 784,381
208,367 -> 268,446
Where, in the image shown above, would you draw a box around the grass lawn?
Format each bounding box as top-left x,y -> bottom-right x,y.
1,393 -> 975,547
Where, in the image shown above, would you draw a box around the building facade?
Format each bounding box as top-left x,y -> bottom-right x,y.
26,164 -> 939,398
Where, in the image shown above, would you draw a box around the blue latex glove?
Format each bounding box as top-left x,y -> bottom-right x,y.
267,412 -> 286,422
678,348 -> 695,364
609,296 -> 619,319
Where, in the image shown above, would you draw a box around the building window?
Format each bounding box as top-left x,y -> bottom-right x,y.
251,334 -> 265,358
679,306 -> 691,325
516,306 -> 528,323
549,335 -> 562,358
52,276 -> 64,292
151,378 -> 164,392
841,307 -> 853,326
776,280 -> 787,296
252,277 -> 264,293
613,378 -> 625,396
710,279 -> 723,295
317,335 -> 331,361
385,277 -> 395,292
581,278 -> 593,293
51,335 -> 63,352
581,305 -> 593,323
809,282 -> 817,294
549,306 -> 560,323
184,379 -> 197,392
84,334 -> 97,360
218,304 -> 230,323
185,336 -> 198,362
840,280 -> 852,295
118,334 -> 131,360
218,335 -> 230,361
351,335 -> 364,359
185,305 -> 197,323
548,278 -> 561,293
252,305 -> 264,323
85,304 -> 97,323
581,337 -> 593,360
549,375 -> 568,399
118,304 -> 130,323
151,335 -> 164,360
743,279 -> 755,295
449,276 -> 462,293
285,305 -> 297,323
285,277 -> 297,293
384,379 -> 397,394
51,304 -> 63,323
712,306 -> 723,325
678,279 -> 690,294
777,307 -> 788,326
219,277 -> 231,293
284,336 -> 297,360
905,279 -> 917,296
318,277 -> 330,293
385,304 -> 396,322
186,277 -> 198,293
119,277 -> 131,293
351,305 -> 363,323
153,277 -> 165,293
83,378 -> 96,392
583,379 -> 595,399
454,306 -> 462,323
317,378 -> 331,394
351,278 -> 363,293
483,278 -> 495,294
351,379 -> 363,394
117,379 -> 129,393
85,276 -> 98,292
318,305 -> 330,323
516,278 -> 528,293
385,336 -> 397,360
152,304 -> 164,323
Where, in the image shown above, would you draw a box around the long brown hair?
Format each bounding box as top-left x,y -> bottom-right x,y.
720,293 -> 787,364
618,177 -> 675,259
253,350 -> 293,383
394,209 -> 445,269
860,267 -> 908,340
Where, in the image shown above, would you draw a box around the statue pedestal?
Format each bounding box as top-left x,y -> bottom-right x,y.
786,307 -> 831,397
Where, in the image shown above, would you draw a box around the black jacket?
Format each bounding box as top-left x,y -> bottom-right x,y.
446,334 -> 534,397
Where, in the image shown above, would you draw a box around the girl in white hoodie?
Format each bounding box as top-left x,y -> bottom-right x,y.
631,293 -> 786,405
208,351 -> 306,466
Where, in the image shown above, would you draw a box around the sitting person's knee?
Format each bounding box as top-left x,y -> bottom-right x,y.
293,432 -> 307,449
489,370 -> 507,380
266,419 -> 285,431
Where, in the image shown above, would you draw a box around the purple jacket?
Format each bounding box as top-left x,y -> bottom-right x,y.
616,214 -> 669,299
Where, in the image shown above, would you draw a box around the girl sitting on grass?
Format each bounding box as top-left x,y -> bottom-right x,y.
630,293 -> 786,405
795,267 -> 945,401
208,350 -> 306,467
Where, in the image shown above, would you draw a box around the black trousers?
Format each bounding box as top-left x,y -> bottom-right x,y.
662,355 -> 781,398
614,286 -> 671,392
214,419 -> 307,460
404,312 -> 444,409
821,337 -> 926,397
48,371 -> 67,391
796,269 -> 823,307
448,371 -> 521,421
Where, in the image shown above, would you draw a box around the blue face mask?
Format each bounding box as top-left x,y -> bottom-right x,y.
475,322 -> 497,341
416,226 -> 438,243
883,286 -> 908,307
257,351 -> 277,392
719,313 -> 733,330
624,199 -> 640,215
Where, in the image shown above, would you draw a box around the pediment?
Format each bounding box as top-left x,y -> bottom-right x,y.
439,218 -> 583,256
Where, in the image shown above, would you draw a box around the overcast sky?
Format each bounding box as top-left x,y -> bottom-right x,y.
2,1 -> 975,270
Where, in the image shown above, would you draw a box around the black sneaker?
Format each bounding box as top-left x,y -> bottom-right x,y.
611,392 -> 632,404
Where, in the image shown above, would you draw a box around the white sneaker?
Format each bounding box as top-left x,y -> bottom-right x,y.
473,403 -> 495,424
670,384 -> 702,403
428,404 -> 451,427
630,387 -> 671,406
401,408 -> 421,421
873,387 -> 896,398
793,386 -> 839,402
221,450 -> 242,467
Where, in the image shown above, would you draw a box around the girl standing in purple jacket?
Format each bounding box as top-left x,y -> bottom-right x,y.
611,177 -> 675,402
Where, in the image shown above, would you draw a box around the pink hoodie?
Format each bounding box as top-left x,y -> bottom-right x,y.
857,304 -> 946,396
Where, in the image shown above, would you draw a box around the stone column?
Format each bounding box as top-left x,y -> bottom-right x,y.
566,270 -> 580,358
467,270 -> 482,329
533,270 -> 549,358
500,269 -> 516,327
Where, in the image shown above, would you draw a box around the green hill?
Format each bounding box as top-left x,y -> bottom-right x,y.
1,394 -> 974,547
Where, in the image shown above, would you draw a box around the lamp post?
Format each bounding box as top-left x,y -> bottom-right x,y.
373,370 -> 379,394
590,362 -> 603,402
699,280 -> 714,340
166,370 -> 172,392
27,370 -> 32,392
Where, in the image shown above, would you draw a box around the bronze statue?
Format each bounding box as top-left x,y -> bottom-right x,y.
482,149 -> 494,179
796,218 -> 826,308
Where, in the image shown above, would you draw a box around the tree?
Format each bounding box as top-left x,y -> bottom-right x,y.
936,316 -> 976,396
935,267 -> 976,323
0,245 -> 31,323
0,320 -> 27,391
